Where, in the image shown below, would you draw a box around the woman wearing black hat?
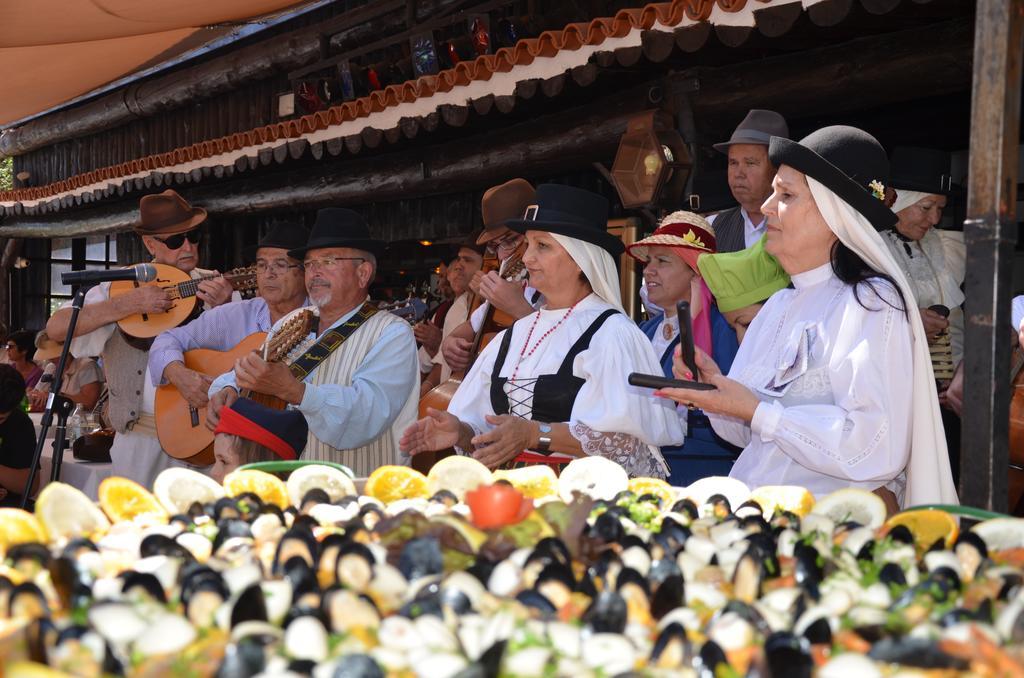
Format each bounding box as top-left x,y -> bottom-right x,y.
401,185 -> 683,477
880,148 -> 963,370
656,126 -> 957,510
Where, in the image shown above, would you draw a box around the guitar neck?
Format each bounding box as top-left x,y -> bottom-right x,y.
172,271 -> 252,299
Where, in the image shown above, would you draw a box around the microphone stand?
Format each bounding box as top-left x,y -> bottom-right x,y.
21,283 -> 90,508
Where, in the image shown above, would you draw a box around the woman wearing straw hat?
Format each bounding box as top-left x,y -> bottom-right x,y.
626,212 -> 741,484
655,126 -> 957,510
401,184 -> 683,477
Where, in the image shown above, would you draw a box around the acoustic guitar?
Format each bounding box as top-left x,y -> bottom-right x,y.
112,263 -> 257,339
156,308 -> 317,464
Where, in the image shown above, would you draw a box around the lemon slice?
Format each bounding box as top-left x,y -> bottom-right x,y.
427,456 -> 491,500
364,466 -> 429,504
885,509 -> 958,551
492,465 -> 558,499
557,457 -> 628,502
98,477 -> 168,523
153,467 -> 225,515
5,662 -> 74,678
223,469 -> 289,509
811,487 -> 887,529
286,464 -> 357,506
749,485 -> 816,519
35,482 -> 110,540
0,509 -> 48,548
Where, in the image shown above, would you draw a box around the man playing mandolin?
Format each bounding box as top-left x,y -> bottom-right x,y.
46,190 -> 235,487
206,209 -> 419,477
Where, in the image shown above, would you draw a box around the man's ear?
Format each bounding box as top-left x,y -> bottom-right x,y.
141,236 -> 158,256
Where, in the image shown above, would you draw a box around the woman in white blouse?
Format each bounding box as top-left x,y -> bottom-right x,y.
657,126 -> 957,510
401,184 -> 683,478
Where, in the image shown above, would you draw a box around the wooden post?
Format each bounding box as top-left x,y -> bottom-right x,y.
960,0 -> 1024,511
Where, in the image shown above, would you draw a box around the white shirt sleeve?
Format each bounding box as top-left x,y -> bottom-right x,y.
59,282 -> 115,359
747,288 -> 913,485
1013,295 -> 1024,333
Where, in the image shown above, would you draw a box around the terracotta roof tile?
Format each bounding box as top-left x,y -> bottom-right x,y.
0,0 -> 773,205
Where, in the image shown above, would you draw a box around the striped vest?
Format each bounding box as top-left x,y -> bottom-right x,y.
301,311 -> 419,477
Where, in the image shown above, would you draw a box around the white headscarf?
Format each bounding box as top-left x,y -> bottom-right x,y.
891,189 -> 934,215
549,232 -> 625,313
806,177 -> 958,508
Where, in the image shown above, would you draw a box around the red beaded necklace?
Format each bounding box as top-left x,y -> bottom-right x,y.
510,301 -> 580,382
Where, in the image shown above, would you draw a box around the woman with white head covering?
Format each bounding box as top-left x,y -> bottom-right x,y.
656,126 -> 957,510
401,184 -> 683,477
881,147 -> 964,372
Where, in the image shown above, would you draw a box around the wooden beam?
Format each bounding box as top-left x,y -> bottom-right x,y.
960,0 -> 1023,511
0,18 -> 975,239
0,238 -> 22,330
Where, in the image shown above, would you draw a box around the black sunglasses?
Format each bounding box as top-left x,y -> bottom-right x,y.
155,229 -> 202,249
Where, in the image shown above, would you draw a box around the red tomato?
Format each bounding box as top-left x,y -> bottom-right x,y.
465,484 -> 533,529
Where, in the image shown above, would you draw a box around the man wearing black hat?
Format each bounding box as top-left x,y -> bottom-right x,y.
149,221 -> 310,410
709,109 -> 790,253
208,208 -> 420,477
421,234 -> 485,395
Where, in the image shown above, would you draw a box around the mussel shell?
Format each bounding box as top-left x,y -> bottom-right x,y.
331,653 -> 386,678
231,584 -> 269,628
526,537 -> 572,570
697,639 -> 729,678
215,638 -> 266,678
615,566 -> 650,597
301,488 -> 331,508
592,511 -> 625,543
886,524 -> 915,546
516,589 -> 557,617
398,583 -> 444,619
583,591 -> 627,633
878,562 -> 907,587
120,571 -> 167,603
282,555 -> 319,597
653,518 -> 691,555
282,604 -> 329,630
49,556 -> 94,610
333,542 -> 376,590
670,498 -> 699,520
706,493 -> 732,518
429,489 -> 458,507
8,543 -> 52,571
180,564 -> 228,601
648,558 -> 682,587
868,637 -> 967,669
466,557 -> 497,587
213,519 -> 255,554
186,579 -> 228,627
139,533 -> 194,561
25,617 -> 57,665
771,510 -> 801,531
8,581 -> 50,620
398,537 -> 444,582
792,542 -> 822,600
732,549 -> 764,604
721,600 -> 773,638
273,527 -> 318,574
764,632 -> 812,678
801,617 -> 832,645
651,574 -> 685,620
61,537 -> 99,558
213,496 -> 244,521
650,622 -> 690,668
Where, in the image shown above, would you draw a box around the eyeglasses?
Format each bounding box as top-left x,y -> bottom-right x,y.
486,232 -> 522,255
255,260 -> 303,274
302,256 -> 365,272
154,230 -> 201,249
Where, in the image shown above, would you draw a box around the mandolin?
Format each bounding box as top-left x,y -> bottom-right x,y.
112,263 -> 257,339
156,308 -> 317,465
1008,342 -> 1024,515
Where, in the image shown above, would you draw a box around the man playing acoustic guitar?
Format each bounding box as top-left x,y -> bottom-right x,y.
46,190 -> 235,487
207,209 -> 419,477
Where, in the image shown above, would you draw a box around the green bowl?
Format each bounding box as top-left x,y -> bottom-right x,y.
907,503 -> 1007,523
237,460 -> 355,479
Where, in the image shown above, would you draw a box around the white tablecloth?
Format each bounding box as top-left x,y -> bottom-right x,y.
29,413 -> 112,500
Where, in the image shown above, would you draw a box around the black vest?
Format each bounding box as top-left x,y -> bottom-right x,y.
490,309 -> 618,423
712,206 -> 747,253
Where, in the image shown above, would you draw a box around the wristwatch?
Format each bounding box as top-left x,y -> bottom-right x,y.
536,423 -> 553,454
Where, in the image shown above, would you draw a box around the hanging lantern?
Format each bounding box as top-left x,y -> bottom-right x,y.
610,110 -> 692,208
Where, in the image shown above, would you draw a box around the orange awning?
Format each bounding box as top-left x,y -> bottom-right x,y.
0,0 -> 313,128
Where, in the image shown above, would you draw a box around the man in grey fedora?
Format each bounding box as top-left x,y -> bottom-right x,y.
708,109 -> 789,253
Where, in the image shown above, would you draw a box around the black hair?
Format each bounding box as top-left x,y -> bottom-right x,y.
830,241 -> 908,315
7,330 -> 36,361
0,364 -> 26,413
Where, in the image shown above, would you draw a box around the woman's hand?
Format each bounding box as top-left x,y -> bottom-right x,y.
658,345 -> 761,422
471,414 -> 538,468
920,307 -> 949,343
400,407 -> 462,455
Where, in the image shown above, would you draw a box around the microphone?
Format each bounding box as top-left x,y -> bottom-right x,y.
61,264 -> 158,286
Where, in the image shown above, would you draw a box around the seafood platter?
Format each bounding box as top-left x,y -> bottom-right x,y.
1,455 -> 1023,677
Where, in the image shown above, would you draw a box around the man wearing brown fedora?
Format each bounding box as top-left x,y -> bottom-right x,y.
709,109 -> 789,253
46,189 -> 235,487
441,178 -> 540,373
